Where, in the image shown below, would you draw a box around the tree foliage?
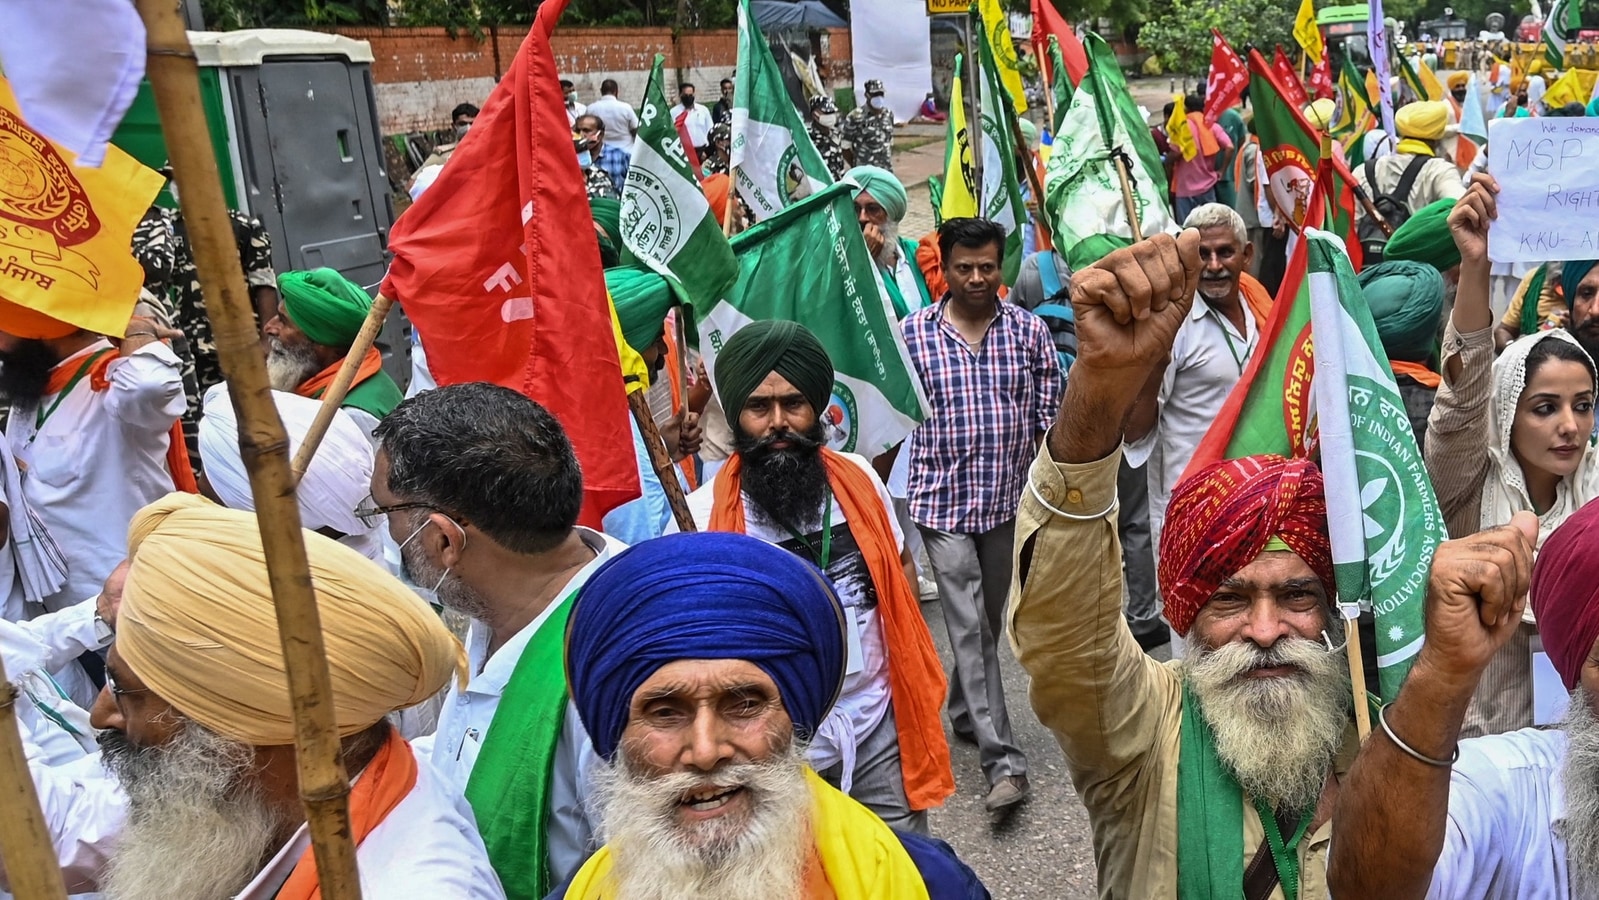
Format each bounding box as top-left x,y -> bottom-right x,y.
1138,0 -> 1295,75
199,0 -> 742,29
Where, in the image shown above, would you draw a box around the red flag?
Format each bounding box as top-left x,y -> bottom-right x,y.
381,0 -> 641,526
1308,54 -> 1335,101
1031,0 -> 1088,86
1203,30 -> 1249,123
1272,45 -> 1310,109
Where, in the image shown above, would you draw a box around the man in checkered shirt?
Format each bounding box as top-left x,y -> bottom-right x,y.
900,217 -> 1062,822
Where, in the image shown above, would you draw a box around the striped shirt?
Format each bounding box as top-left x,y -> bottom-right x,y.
901,297 -> 1062,533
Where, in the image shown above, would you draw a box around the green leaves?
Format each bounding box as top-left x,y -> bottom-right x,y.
1139,0 -> 1296,75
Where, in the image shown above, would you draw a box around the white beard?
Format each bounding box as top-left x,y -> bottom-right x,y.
1185,634 -> 1350,813
1561,695 -> 1599,895
99,721 -> 288,900
590,738 -> 813,900
265,337 -> 322,392
872,220 -> 902,270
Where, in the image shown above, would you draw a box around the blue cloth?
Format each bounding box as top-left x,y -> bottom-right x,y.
599,417 -> 676,545
597,144 -> 630,196
566,532 -> 848,760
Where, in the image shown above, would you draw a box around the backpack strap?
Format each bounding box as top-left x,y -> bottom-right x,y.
1364,158 -> 1380,195
1393,155 -> 1430,207
1037,250 -> 1063,299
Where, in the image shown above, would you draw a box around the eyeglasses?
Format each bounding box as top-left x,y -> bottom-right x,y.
353,494 -> 442,529
106,672 -> 150,702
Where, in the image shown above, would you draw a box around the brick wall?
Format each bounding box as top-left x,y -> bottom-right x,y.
329,25 -> 852,134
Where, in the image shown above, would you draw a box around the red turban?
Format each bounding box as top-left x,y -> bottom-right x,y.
1531,499 -> 1599,690
1158,455 -> 1334,637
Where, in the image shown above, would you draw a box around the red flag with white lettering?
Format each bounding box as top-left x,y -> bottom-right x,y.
381,0 -> 641,525
1272,45 -> 1311,109
1308,53 -> 1335,100
1203,30 -> 1249,123
1031,0 -> 1088,86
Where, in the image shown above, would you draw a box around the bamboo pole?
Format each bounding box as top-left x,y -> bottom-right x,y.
723,166 -> 739,235
1114,154 -> 1144,242
1345,615 -> 1373,739
136,4 -> 363,899
0,663 -> 67,900
291,294 -> 393,481
628,391 -> 697,532
1009,116 -> 1052,245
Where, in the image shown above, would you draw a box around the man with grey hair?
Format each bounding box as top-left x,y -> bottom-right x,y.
1123,204 -> 1272,597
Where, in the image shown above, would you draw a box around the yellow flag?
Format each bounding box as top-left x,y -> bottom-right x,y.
1418,58 -> 1446,101
1294,0 -> 1325,64
1166,94 -> 1198,162
1542,68 -> 1598,110
608,295 -> 652,394
939,56 -> 978,222
978,0 -> 1028,115
0,76 -> 162,338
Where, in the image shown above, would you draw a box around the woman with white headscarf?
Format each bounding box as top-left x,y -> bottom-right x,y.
1426,174 -> 1599,737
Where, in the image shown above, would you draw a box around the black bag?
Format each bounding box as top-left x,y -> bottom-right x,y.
1357,155 -> 1429,264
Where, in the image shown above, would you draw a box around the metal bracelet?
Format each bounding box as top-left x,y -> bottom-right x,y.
1027,473 -> 1119,521
1377,702 -> 1459,767
124,331 -> 158,339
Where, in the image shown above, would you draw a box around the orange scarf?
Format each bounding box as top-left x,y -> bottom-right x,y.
1390,359 -> 1442,388
46,348 -> 197,494
709,449 -> 954,810
1187,112 -> 1221,157
1238,272 -> 1273,330
277,726 -> 418,900
296,346 -> 383,400
915,233 -> 948,301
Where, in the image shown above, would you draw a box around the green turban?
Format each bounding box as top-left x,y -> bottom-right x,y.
591,197 -> 623,267
713,320 -> 835,424
846,165 -> 908,223
1359,260 -> 1444,363
278,268 -> 372,348
1563,259 -> 1599,310
1383,199 -> 1460,271
605,266 -> 686,352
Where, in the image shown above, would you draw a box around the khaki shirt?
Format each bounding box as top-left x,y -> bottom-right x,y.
1008,445 -> 1350,899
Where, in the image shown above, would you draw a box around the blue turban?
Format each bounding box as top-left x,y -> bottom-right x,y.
565,532 -> 847,760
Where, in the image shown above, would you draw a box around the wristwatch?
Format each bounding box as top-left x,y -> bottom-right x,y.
92,608 -> 114,646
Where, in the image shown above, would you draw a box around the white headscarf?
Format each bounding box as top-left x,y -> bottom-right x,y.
199,384 -> 381,560
1362,129 -> 1395,163
1481,329 -> 1599,551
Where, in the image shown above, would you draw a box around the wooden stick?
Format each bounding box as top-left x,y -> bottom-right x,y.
136,4 -> 364,899
628,390 -> 697,532
723,166 -> 738,236
1345,613 -> 1373,739
0,668 -> 67,899
1114,154 -> 1144,242
1009,116 -> 1052,245
291,293 -> 393,481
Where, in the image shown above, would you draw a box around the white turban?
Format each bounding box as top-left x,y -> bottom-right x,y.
200,384 -> 377,557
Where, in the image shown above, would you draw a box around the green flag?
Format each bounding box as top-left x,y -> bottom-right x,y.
1249,50 -> 1360,258
730,0 -> 833,220
1043,32 -> 1175,272
971,7 -> 1029,285
622,54 -> 739,311
1545,0 -> 1582,68
698,181 -> 928,456
1047,35 -> 1073,134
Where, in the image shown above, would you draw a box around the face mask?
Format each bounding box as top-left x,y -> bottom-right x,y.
816,113 -> 837,128
869,96 -> 886,110
681,95 -> 695,108
565,91 -> 577,103
577,150 -> 592,168
454,123 -> 470,139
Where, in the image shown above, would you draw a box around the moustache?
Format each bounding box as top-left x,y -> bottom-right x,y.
744,428 -> 823,458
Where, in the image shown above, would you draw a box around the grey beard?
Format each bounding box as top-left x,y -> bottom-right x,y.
590,737 -> 813,900
398,528 -> 491,620
872,220 -> 902,269
99,720 -> 289,900
1562,695 -> 1599,895
265,337 -> 322,392
1185,634 -> 1350,813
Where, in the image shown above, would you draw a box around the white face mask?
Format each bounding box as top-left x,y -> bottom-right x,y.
868,96 -> 887,110
816,113 -> 837,128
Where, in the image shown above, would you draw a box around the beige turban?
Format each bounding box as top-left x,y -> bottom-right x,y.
118,494 -> 466,746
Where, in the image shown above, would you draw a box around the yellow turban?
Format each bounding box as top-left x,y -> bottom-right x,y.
118,493 -> 467,746
1447,71 -> 1469,90
1303,99 -> 1337,131
1396,101 -> 1448,140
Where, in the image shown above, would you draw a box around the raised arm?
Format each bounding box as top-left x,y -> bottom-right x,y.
1328,512 -> 1538,899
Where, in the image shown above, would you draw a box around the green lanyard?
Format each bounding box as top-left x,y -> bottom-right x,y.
1253,797 -> 1314,900
1211,310 -> 1250,376
35,349 -> 112,432
779,485 -> 834,568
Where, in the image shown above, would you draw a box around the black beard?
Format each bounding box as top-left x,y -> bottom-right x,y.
0,339 -> 60,410
735,420 -> 829,532
1576,319 -> 1599,364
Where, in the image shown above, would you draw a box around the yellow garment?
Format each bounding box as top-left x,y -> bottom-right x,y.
1396,101 -> 1448,140
1167,95 -> 1198,162
1304,98 -> 1337,131
119,493 -> 467,746
978,0 -> 1028,115
564,768 -> 930,899
608,293 -> 651,394
1294,0 -> 1324,63
1419,60 -> 1447,102
0,76 -> 163,339
1503,270 -> 1567,331
1008,447 -> 1357,898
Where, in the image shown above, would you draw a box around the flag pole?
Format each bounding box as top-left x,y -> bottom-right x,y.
136,4 -> 364,899
1346,616 -> 1373,738
627,391 -> 697,532
1114,154 -> 1144,241
0,655 -> 68,899
723,167 -> 739,235
1009,117 -> 1052,244
291,294 -> 393,481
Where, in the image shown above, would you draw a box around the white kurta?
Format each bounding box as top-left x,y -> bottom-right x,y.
0,602 -> 104,765
7,340 -> 185,611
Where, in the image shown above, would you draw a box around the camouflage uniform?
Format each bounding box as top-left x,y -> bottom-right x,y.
840,79 -> 895,171
702,122 -> 732,177
130,207 -> 201,431
585,164 -> 617,200
808,96 -> 848,180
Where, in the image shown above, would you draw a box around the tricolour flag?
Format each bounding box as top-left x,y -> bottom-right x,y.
1031,0 -> 1089,88
382,0 -> 641,526
622,54 -> 739,310
972,6 -> 1030,284
730,0 -> 833,220
699,180 -> 929,456
0,75 -> 163,336
1044,32 -> 1176,271
979,0 -> 1028,114
1545,0 -> 1582,68
1294,0 -> 1325,64
938,53 -> 977,223
1204,30 -> 1250,124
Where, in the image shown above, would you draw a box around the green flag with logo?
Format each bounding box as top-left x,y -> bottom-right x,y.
622,54 -> 739,310
730,0 -> 833,220
697,180 -> 928,456
970,7 -> 1028,285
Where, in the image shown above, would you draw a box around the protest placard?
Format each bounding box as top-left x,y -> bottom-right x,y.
1488,116 -> 1599,264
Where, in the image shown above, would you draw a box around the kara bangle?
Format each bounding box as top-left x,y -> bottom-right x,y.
1027,473 -> 1119,521
124,331 -> 158,339
1377,702 -> 1459,768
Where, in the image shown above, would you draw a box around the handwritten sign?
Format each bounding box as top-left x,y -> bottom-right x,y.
1488,116 -> 1599,263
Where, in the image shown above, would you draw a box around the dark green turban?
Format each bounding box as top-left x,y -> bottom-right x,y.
591,197 -> 623,268
713,320 -> 834,421
1359,260 -> 1444,363
1383,199 -> 1460,272
278,268 -> 372,348
1563,259 -> 1599,310
605,266 -> 686,352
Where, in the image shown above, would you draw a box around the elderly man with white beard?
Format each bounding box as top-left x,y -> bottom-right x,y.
557,531 -> 989,900
849,166 -> 931,319
0,494 -> 501,899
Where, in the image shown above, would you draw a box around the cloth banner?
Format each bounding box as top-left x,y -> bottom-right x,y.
850,0 -> 932,123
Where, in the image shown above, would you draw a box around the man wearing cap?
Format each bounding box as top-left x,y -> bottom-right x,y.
841,80 -> 895,171
702,121 -> 732,177
265,267 -> 403,443
849,166 -> 930,318
3,494 -> 503,899
559,531 -> 987,899
1351,100 -> 1466,237
0,303 -> 189,613
682,321 -> 953,831
809,95 -> 849,180
1357,259 -> 1447,452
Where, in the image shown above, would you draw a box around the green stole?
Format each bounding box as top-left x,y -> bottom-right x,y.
880,236 -> 932,320
1520,264 -> 1549,337
1176,684 -> 1313,900
464,591 -> 578,900
338,369 -> 404,420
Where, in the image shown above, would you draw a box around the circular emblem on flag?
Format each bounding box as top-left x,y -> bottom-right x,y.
1349,379 -> 1436,633
1264,143 -> 1315,226
989,20 -> 1021,72
822,381 -> 858,453
1280,320 -> 1316,454
779,145 -> 806,204
0,108 -> 99,246
620,166 -> 684,262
